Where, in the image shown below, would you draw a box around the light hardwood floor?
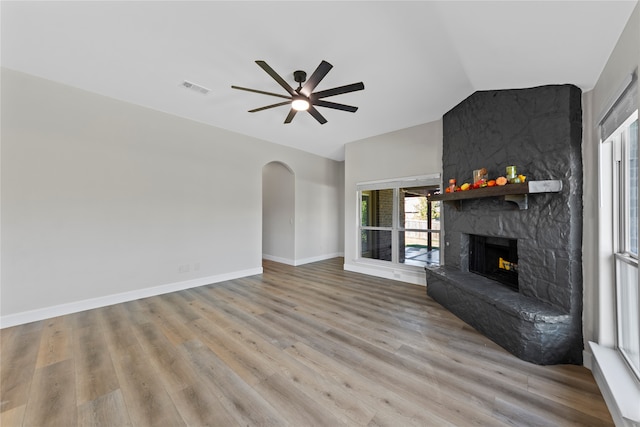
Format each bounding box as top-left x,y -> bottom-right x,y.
1,258 -> 613,426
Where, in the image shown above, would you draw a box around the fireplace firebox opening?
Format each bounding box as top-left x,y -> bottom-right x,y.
468,235 -> 518,290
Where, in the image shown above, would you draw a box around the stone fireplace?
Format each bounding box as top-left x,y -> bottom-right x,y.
425,84 -> 583,365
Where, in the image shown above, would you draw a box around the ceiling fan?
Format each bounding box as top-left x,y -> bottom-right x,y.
232,60 -> 364,124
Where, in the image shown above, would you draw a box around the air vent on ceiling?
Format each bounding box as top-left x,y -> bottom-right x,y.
181,80 -> 210,95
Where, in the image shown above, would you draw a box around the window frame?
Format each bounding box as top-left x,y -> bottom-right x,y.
606,109 -> 639,380
399,187 -> 441,267
612,112 -> 638,257
356,174 -> 441,268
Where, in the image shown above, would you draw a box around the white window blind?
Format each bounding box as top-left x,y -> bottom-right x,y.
600,71 -> 638,141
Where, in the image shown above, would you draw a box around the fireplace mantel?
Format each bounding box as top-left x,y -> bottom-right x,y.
429,180 -> 563,210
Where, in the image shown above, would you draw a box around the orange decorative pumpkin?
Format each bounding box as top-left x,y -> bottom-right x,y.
496,176 -> 508,186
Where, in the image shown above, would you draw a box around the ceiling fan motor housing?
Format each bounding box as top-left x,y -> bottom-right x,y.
294,70 -> 307,84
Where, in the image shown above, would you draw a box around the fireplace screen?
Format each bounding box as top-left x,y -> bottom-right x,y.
468,235 -> 518,290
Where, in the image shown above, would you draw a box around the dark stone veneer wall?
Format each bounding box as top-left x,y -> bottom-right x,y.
426,84 -> 583,364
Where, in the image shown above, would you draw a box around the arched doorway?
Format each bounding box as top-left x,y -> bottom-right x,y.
262,161 -> 295,264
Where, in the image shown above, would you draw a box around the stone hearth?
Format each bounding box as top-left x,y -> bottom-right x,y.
425,84 -> 583,365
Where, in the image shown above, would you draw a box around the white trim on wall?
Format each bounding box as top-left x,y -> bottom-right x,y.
590,342 -> 640,427
293,253 -> 344,266
263,253 -> 344,267
355,173 -> 442,191
0,267 -> 263,329
262,254 -> 296,266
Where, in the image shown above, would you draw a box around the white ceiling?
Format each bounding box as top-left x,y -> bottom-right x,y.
2,1 -> 637,161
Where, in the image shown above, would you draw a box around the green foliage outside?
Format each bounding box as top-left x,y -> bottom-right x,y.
416,198 -> 440,221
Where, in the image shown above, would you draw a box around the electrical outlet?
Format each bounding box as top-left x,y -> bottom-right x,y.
179,264 -> 190,273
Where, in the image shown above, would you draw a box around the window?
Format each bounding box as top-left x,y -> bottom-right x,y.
358,176 -> 441,268
360,189 -> 393,262
601,73 -> 639,379
400,186 -> 441,267
612,112 -> 639,378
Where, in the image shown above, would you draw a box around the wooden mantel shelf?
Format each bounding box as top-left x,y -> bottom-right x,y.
428,180 -> 563,210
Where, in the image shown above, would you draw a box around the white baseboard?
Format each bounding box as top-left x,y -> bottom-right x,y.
263,252 -> 344,267
293,253 -> 343,266
262,254 -> 295,265
0,267 -> 263,329
344,262 -> 427,286
589,341 -> 640,427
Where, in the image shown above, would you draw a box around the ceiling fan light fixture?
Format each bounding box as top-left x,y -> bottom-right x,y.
291,96 -> 310,111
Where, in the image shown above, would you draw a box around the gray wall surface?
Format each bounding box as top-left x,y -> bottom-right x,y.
1,68 -> 344,322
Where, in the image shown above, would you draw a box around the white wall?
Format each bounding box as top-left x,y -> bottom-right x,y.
583,2 -> 639,349
292,153 -> 344,265
262,162 -> 295,264
343,121 -> 443,284
1,68 -> 344,325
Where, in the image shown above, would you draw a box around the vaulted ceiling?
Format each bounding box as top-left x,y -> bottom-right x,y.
2,1 -> 637,160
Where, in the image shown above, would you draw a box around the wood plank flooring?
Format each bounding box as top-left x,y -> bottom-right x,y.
1,258 -> 613,426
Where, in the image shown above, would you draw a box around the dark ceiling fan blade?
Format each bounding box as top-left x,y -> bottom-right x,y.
313,99 -> 358,113
231,85 -> 291,100
255,60 -> 296,96
307,106 -> 328,125
300,60 -> 333,97
248,101 -> 291,113
312,82 -> 365,99
284,109 -> 297,124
